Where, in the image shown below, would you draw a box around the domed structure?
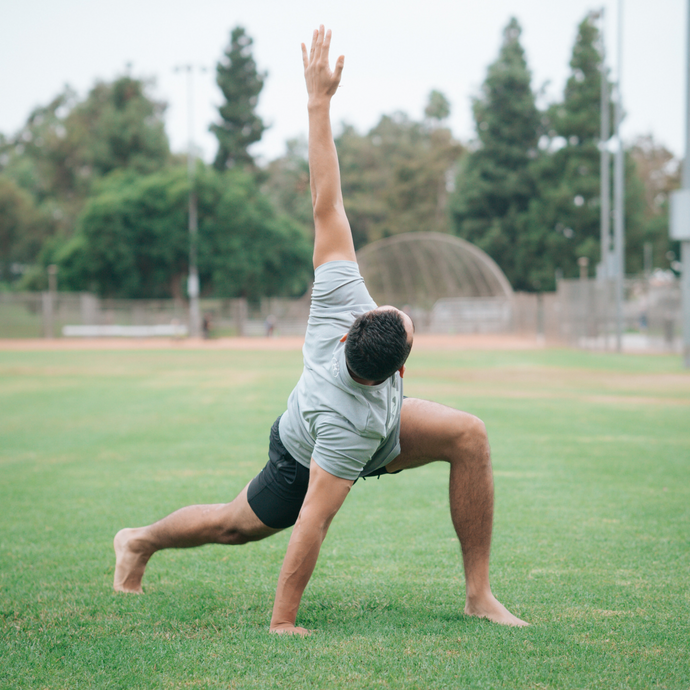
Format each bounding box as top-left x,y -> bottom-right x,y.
356,232 -> 513,308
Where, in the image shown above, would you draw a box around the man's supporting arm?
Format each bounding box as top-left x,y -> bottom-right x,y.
269,460 -> 353,635
302,26 -> 356,269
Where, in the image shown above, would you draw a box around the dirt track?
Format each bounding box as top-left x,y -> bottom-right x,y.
0,333 -> 547,351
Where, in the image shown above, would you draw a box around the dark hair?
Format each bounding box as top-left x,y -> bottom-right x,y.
345,309 -> 412,382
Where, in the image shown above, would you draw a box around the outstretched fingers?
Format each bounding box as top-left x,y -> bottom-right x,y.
333,55 -> 345,83
313,25 -> 324,64
321,28 -> 332,64
302,25 -> 344,97
308,28 -> 318,65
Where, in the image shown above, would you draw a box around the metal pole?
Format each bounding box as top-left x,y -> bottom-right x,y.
682,0 -> 690,367
613,0 -> 625,353
175,64 -> 202,338
600,8 -> 611,272
187,66 -> 201,339
599,8 -> 612,349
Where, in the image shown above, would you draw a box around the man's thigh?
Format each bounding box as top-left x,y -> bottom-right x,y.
384,397 -> 479,473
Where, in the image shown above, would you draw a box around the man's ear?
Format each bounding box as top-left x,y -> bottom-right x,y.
340,334 -> 347,343
398,365 -> 405,379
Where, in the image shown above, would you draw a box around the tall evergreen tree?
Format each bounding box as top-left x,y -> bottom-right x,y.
450,18 -> 541,291
524,14 -> 645,287
211,26 -> 266,171
517,14 -> 607,289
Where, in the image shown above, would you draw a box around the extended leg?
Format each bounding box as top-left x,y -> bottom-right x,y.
113,483 -> 281,593
385,398 -> 527,626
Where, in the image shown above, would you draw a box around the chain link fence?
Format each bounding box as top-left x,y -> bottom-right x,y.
554,276 -> 681,352
0,292 -> 311,339
0,275 -> 682,353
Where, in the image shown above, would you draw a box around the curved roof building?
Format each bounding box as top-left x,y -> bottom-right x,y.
356,232 -> 513,309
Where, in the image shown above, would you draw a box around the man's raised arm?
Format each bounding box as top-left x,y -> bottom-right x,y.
302,26 -> 356,269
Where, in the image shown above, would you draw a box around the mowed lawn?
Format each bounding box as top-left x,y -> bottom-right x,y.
1,345 -> 689,689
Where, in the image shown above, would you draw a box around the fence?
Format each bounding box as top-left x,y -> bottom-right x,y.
0,275 -> 682,353
554,276 -> 682,352
0,292 -> 311,339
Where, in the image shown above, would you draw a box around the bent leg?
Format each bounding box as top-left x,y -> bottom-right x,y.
385,398 -> 527,627
113,483 -> 281,593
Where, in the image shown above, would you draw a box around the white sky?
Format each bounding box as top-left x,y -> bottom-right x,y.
1,0 -> 687,165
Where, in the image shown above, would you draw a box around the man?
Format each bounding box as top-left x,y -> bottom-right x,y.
113,26 -> 528,634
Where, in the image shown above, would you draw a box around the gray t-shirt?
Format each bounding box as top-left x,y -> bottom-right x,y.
278,261 -> 404,481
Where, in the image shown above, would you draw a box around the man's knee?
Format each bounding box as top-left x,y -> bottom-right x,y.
450,413 -> 489,458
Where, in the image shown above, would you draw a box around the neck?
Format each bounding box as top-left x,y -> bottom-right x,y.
347,364 -> 381,386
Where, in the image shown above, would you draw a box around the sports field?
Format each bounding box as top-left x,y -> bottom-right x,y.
1,341 -> 688,689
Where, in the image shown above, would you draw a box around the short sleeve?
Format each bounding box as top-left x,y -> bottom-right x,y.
312,415 -> 380,481
310,261 -> 376,316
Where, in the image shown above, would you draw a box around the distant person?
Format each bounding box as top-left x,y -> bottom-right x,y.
113,27 -> 528,634
265,314 -> 277,337
202,314 -> 212,339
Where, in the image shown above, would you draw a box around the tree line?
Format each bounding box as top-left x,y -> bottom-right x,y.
0,18 -> 681,299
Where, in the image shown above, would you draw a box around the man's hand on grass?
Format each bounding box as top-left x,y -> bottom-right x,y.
302,25 -> 343,105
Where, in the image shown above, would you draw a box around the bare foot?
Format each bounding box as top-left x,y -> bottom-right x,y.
465,592 -> 529,627
113,528 -> 151,593
269,625 -> 312,636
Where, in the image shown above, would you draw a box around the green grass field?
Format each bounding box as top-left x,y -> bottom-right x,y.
1,345 -> 689,689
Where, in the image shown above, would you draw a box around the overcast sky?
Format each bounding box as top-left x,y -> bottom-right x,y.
1,0 -> 687,165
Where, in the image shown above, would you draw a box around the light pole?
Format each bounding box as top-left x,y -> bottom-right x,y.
174,64 -> 206,338
597,8 -> 611,278
669,0 -> 690,368
596,7 -> 612,349
613,0 -> 626,353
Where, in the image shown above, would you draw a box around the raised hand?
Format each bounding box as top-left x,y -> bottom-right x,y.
301,25 -> 344,104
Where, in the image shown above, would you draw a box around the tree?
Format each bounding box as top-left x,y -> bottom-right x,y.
450,18 -> 541,291
424,89 -> 451,123
0,89 -> 79,224
337,110 -> 462,248
66,75 -> 170,179
519,14 -> 608,289
57,165 -> 311,300
0,75 -> 170,287
0,175 -> 50,285
211,26 -> 266,171
629,135 -> 681,273
522,14 -> 645,287
263,137 -> 314,233
0,76 -> 170,250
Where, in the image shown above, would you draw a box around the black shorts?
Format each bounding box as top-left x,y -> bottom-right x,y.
246,416 -> 400,529
246,417 -> 310,529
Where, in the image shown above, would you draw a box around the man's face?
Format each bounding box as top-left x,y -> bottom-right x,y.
373,305 -> 415,349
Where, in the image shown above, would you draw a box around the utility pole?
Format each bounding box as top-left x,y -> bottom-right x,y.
599,7 -> 611,275
174,64 -> 206,338
670,0 -> 690,368
597,7 -> 612,349
613,0 -> 626,353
